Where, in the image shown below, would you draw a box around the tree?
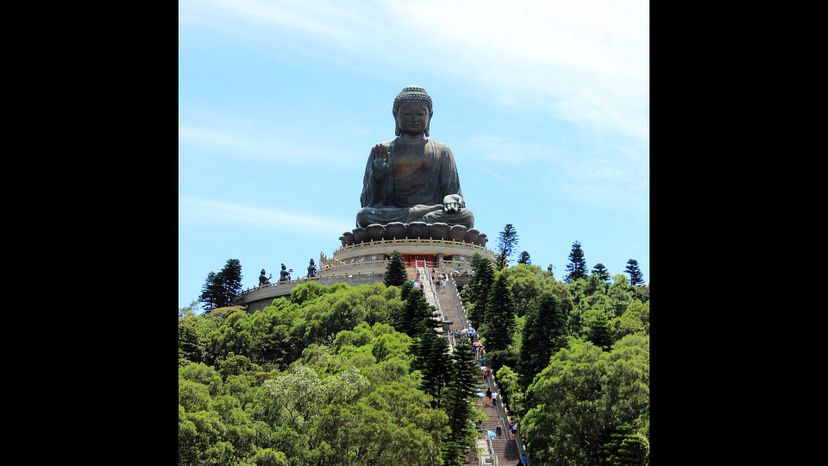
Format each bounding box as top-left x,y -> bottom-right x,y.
522,340 -> 610,464
493,365 -> 526,417
462,254 -> 494,329
610,301 -> 650,341
517,251 -> 531,265
501,264 -> 546,317
522,336 -> 649,465
624,259 -> 645,286
177,299 -> 457,465
495,224 -> 519,270
264,364 -> 369,428
443,340 -> 478,444
179,317 -> 204,363
426,341 -> 480,465
384,251 -> 407,287
519,292 -> 567,387
396,283 -> 436,337
220,259 -> 243,304
310,390 -> 445,466
482,274 -> 516,353
607,274 -> 635,317
413,325 -> 451,405
565,241 -> 588,283
440,441 -> 465,466
199,259 -> 244,311
199,272 -> 221,311
592,263 -> 611,284
602,423 -> 649,466
583,308 -> 614,351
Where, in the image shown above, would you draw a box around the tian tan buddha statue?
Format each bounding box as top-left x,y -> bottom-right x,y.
356,86 -> 475,229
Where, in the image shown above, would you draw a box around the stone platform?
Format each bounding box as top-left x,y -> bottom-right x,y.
237,235 -> 496,313
340,222 -> 488,247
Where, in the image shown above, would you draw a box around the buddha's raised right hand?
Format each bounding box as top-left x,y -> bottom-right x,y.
370,144 -> 390,179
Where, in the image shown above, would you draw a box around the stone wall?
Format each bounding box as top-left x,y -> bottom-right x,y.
240,273 -> 385,313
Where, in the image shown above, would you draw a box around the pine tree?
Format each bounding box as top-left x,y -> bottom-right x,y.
440,441 -> 465,466
384,250 -> 407,287
462,254 -> 494,329
602,424 -> 648,466
199,271 -> 220,311
198,259 -> 243,310
483,274 -> 516,353
413,326 -> 451,406
586,310 -> 613,351
624,259 -> 645,286
444,345 -> 477,443
519,292 -> 567,387
220,259 -> 243,305
517,251 -> 531,265
592,263 -> 611,284
397,282 -> 436,337
564,241 -> 588,283
495,224 -> 519,270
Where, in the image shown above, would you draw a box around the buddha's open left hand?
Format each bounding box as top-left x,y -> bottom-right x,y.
370,144 -> 390,179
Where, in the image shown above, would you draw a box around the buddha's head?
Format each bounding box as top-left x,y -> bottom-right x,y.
393,86 -> 433,137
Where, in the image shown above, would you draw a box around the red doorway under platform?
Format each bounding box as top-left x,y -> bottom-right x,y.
402,254 -> 434,269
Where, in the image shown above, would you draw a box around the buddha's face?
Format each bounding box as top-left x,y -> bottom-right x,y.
395,102 -> 431,136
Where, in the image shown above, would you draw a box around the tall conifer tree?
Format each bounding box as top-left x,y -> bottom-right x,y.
444,342 -> 478,450
483,274 -> 516,353
519,292 -> 567,387
462,254 -> 494,329
220,259 -> 243,305
199,259 -> 243,310
624,259 -> 645,286
592,263 -> 611,284
397,283 -> 435,337
565,241 -> 588,283
384,250 -> 407,287
199,271 -> 220,311
414,325 -> 451,406
495,224 -> 519,270
517,251 -> 531,265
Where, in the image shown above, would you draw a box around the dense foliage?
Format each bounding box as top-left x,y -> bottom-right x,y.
459,258 -> 649,465
180,281 -> 484,465
181,245 -> 649,465
518,292 -> 567,388
522,335 -> 649,465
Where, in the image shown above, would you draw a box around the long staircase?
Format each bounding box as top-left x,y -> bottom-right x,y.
406,261 -> 526,465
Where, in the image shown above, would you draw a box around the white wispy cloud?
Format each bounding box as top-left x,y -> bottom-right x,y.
181,0 -> 648,141
180,197 -> 352,235
178,109 -> 355,166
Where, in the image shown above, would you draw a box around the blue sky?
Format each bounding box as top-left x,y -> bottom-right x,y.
179,0 -> 649,312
